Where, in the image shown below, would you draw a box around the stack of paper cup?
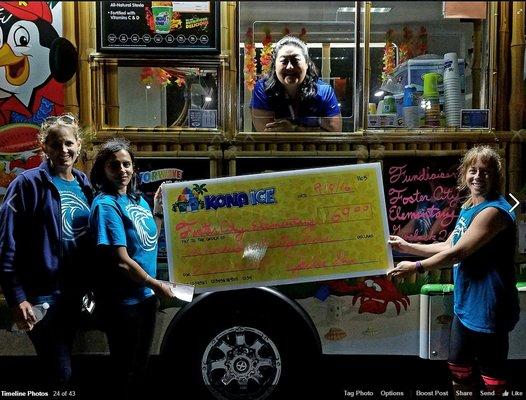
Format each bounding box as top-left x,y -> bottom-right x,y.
443,52 -> 462,127
423,73 -> 441,127
403,85 -> 419,128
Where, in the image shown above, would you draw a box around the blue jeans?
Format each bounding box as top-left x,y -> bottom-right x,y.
101,295 -> 158,399
27,295 -> 81,384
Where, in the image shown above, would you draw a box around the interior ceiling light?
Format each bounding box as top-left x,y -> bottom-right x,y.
337,7 -> 392,13
240,42 -> 386,48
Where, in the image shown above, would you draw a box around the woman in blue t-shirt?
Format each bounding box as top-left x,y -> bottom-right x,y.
89,138 -> 173,398
250,35 -> 342,132
388,146 -> 520,396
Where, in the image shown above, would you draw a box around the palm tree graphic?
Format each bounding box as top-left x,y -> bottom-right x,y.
192,183 -> 208,209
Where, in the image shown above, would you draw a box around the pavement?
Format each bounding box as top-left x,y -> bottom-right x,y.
0,355 -> 524,399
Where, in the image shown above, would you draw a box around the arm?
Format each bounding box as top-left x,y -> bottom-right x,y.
388,234 -> 453,257
251,108 -> 275,132
318,114 -> 342,132
1,177 -> 50,330
90,201 -> 172,299
388,207 -> 510,278
250,79 -> 274,132
317,84 -> 342,132
263,114 -> 343,132
153,184 -> 164,239
112,246 -> 173,299
0,176 -> 31,314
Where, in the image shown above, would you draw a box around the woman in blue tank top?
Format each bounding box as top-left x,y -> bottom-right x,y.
388,145 -> 519,396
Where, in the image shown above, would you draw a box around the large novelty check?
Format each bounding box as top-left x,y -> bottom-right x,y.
162,163 -> 393,293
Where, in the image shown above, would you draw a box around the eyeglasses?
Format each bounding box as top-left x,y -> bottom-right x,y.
42,113 -> 78,126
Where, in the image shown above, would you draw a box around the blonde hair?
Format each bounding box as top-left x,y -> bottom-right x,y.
457,145 -> 503,207
38,113 -> 82,145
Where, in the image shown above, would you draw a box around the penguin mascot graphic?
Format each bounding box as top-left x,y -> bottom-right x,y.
0,1 -> 77,125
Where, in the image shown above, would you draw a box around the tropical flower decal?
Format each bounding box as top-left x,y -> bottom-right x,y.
141,67 -> 172,86
382,29 -> 396,81
244,27 -> 257,91
260,29 -> 273,76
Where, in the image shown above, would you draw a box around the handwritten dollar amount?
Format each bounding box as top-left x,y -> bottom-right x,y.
318,203 -> 371,223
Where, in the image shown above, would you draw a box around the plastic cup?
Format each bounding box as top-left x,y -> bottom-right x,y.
425,98 -> 441,126
422,72 -> 442,99
383,95 -> 396,113
152,2 -> 173,34
403,106 -> 420,128
377,100 -> 384,114
403,85 -> 417,107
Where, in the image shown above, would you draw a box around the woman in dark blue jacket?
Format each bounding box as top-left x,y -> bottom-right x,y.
0,114 -> 93,384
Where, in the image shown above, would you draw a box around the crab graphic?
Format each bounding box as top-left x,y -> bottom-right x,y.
351,278 -> 410,315
325,277 -> 410,315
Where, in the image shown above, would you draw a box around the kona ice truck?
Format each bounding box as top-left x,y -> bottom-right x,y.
0,163 -> 524,400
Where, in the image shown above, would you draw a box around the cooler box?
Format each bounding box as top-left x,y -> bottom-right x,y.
419,283 -> 526,360
419,284 -> 454,360
509,282 -> 526,359
392,58 -> 466,94
368,113 -> 399,128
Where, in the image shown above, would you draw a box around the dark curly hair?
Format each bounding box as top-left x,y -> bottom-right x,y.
264,35 -> 319,103
90,137 -> 141,201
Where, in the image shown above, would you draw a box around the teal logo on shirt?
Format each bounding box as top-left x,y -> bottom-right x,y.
60,191 -> 90,241
126,204 -> 157,251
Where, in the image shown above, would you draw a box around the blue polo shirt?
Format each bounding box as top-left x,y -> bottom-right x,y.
250,78 -> 340,127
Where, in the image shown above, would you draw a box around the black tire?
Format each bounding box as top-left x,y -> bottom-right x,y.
161,288 -> 321,400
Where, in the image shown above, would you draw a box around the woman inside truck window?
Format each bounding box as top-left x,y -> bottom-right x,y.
0,114 -> 93,385
250,35 -> 342,132
388,145 -> 520,396
89,138 -> 174,399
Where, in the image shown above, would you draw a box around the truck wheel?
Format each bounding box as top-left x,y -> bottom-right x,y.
161,289 -> 320,400
201,325 -> 282,400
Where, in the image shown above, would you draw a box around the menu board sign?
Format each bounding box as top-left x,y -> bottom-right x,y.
97,1 -> 219,53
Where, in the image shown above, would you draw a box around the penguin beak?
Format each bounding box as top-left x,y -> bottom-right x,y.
0,44 -> 30,86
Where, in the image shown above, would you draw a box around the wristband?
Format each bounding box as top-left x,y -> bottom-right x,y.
415,260 -> 425,274
153,212 -> 164,219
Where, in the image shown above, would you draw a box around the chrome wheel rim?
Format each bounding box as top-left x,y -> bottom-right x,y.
201,326 -> 281,400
